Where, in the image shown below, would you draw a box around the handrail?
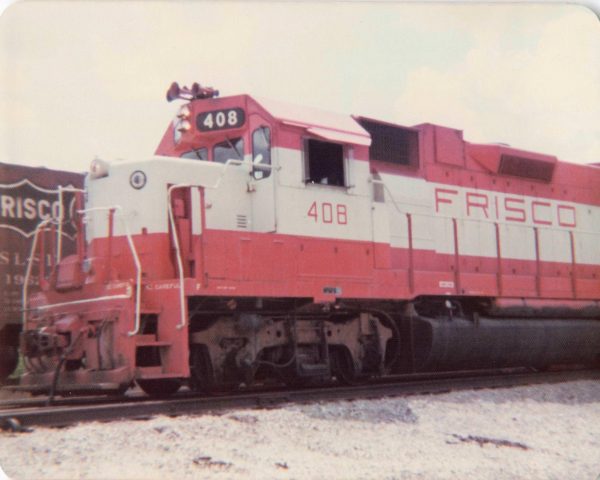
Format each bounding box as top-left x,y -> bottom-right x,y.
167,184 -> 191,330
22,218 -> 54,326
79,205 -> 143,336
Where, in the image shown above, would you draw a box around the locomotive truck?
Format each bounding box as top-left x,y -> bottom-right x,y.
17,83 -> 600,396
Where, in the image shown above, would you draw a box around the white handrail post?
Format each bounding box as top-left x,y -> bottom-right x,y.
121,215 -> 143,337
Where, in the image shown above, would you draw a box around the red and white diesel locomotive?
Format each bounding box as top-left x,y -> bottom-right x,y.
18,83 -> 600,396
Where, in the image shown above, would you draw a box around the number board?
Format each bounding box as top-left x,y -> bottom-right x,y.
196,108 -> 245,132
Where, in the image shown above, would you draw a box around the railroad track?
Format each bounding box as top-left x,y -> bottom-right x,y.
1,369 -> 598,430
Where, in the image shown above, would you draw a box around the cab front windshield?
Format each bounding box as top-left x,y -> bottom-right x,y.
181,137 -> 244,164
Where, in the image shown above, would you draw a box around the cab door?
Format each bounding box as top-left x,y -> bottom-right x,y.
248,114 -> 276,232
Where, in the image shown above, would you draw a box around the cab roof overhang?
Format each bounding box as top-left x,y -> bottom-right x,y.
253,96 -> 371,147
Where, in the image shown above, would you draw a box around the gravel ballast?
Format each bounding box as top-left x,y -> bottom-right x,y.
1,380 -> 599,479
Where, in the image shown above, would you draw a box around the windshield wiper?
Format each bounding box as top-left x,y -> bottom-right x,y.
225,137 -> 243,160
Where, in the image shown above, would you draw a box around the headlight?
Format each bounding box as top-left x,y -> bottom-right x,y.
89,158 -> 109,179
173,119 -> 191,144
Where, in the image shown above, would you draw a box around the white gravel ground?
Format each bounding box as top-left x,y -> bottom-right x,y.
1,380 -> 599,480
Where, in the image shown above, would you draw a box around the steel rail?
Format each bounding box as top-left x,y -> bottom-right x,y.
1,369 -> 598,430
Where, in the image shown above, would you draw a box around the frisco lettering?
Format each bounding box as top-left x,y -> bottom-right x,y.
1,195 -> 61,221
435,187 -> 577,228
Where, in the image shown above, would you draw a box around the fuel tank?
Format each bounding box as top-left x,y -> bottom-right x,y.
400,316 -> 600,372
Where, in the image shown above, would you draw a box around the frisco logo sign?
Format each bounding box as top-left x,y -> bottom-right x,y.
0,179 -> 76,238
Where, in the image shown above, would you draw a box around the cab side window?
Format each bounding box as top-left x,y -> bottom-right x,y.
305,139 -> 345,187
252,126 -> 271,179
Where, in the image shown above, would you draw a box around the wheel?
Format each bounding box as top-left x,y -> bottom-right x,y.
189,345 -> 239,394
0,346 -> 19,383
137,379 -> 181,397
